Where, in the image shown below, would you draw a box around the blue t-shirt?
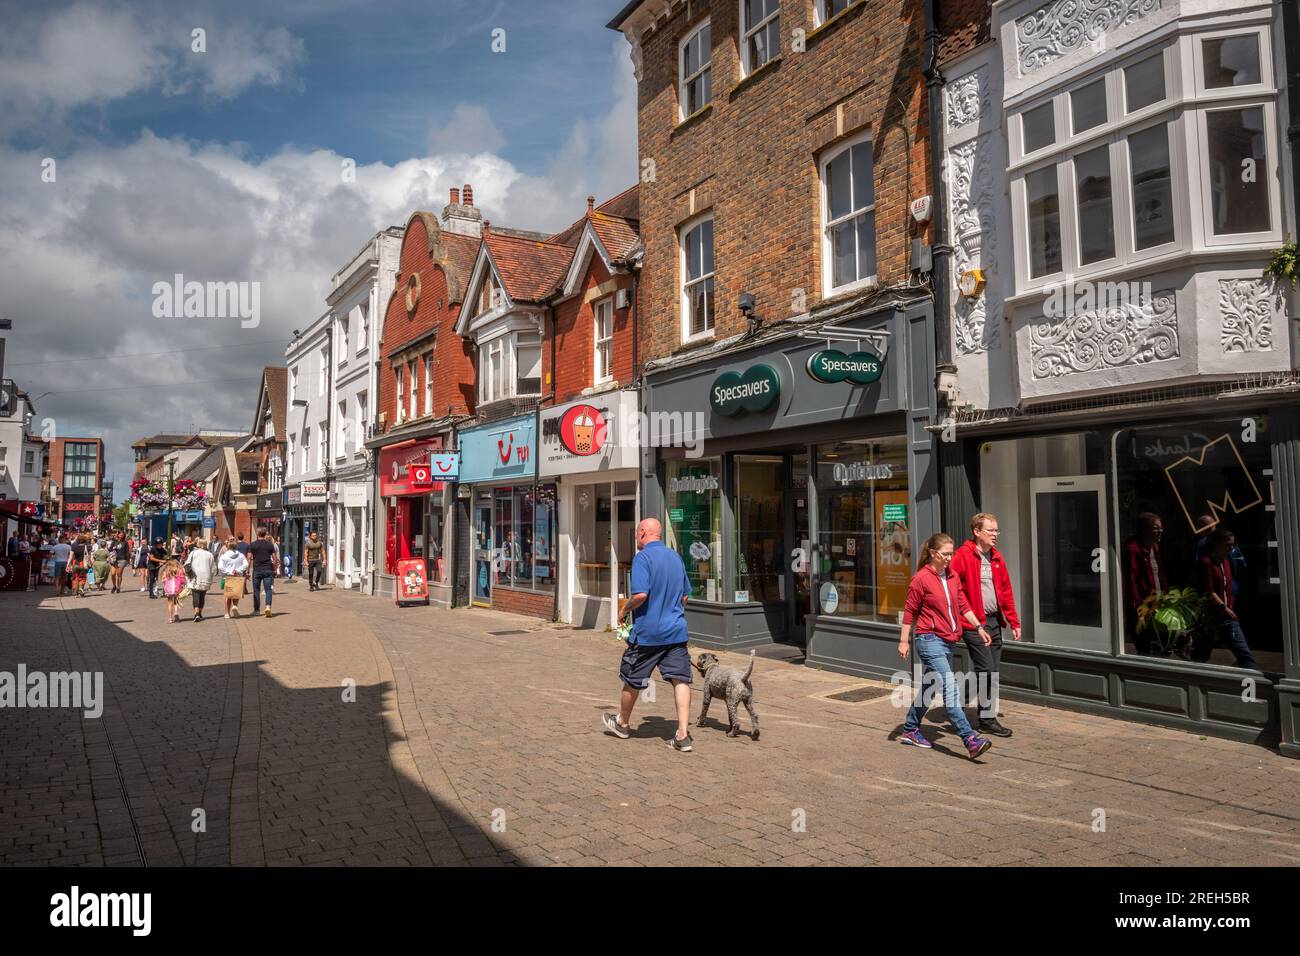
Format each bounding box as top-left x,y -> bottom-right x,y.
629,540 -> 692,646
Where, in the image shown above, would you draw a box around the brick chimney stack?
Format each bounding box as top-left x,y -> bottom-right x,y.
441,182 -> 482,237
587,195 -> 595,212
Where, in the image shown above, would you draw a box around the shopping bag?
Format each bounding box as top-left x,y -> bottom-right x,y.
224,577 -> 246,601
178,585 -> 192,601
86,569 -> 96,586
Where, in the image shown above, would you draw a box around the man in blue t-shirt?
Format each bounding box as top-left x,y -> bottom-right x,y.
603,518 -> 695,751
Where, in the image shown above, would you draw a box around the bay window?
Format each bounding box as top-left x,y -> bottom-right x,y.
739,0 -> 780,77
820,132 -> 877,294
516,333 -> 542,396
681,215 -> 715,341
1010,26 -> 1279,294
679,20 -> 711,119
478,330 -> 543,403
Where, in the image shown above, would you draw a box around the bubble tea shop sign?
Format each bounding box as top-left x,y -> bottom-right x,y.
710,365 -> 780,416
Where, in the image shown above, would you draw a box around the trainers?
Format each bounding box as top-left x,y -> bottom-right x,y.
264,607 -> 272,618
965,735 -> 992,759
667,733 -> 693,752
899,728 -> 933,749
979,719 -> 1012,738
602,713 -> 631,738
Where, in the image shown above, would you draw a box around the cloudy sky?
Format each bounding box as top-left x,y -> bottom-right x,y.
0,0 -> 637,491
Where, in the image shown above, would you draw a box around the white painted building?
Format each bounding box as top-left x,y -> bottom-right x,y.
325,226 -> 403,592
283,313 -> 332,575
0,382 -> 45,504
935,0 -> 1299,743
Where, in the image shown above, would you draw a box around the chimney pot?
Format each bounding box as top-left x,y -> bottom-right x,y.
463,184 -> 474,206
450,187 -> 460,205
587,195 -> 595,211
482,220 -> 490,235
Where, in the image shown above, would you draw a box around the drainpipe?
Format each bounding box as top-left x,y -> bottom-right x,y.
1283,0 -> 1300,242
630,266 -> 640,381
925,0 -> 955,394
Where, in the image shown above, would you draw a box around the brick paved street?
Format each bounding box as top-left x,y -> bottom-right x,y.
2,583 -> 1299,867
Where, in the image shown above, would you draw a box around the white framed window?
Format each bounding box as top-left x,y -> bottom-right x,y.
815,0 -> 854,27
357,391 -> 368,444
594,298 -> 614,384
301,427 -> 310,474
358,301 -> 370,354
407,360 -> 418,420
287,435 -> 296,478
336,400 -> 347,458
1008,28 -> 1280,295
679,19 -> 712,120
424,354 -> 434,416
820,132 -> 877,294
739,0 -> 780,77
317,426 -> 325,472
680,214 -> 715,341
290,367 -> 298,403
337,316 -> 349,366
394,367 -> 404,422
516,333 -> 542,396
24,449 -> 36,474
318,347 -> 327,395
479,337 -> 507,404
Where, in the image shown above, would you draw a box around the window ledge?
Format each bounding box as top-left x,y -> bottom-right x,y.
807,0 -> 866,46
731,55 -> 782,100
673,333 -> 716,357
821,276 -> 878,306
672,102 -> 713,138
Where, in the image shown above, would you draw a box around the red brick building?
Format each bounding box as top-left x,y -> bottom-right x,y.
609,1 -> 944,670
47,437 -> 104,528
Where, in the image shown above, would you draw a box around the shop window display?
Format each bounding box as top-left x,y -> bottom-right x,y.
575,485 -> 611,597
814,438 -> 909,622
734,456 -> 783,602
490,484 -> 556,593
664,458 -> 721,602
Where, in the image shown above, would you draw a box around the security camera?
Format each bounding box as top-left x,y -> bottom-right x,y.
738,292 -> 756,315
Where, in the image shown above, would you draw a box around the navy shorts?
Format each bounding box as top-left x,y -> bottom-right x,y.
619,642 -> 692,689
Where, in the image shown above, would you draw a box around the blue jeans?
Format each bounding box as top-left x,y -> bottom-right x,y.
904,634 -> 977,741
252,571 -> 274,611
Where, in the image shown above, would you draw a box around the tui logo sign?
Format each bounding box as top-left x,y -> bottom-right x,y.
806,349 -> 884,385
710,365 -> 779,417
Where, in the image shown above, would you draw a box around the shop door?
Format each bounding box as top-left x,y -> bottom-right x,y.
472,494 -> 493,606
1029,476 -> 1111,651
612,490 -> 637,615
788,453 -> 811,644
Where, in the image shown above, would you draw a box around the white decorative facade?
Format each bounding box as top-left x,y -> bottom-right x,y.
325,227 -> 403,591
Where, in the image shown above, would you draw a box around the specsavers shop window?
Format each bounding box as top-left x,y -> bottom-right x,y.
1114,415 -> 1280,673
665,458 -> 721,602
735,455 -> 783,602
815,438 -> 910,622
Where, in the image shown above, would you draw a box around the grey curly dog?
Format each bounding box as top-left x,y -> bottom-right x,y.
694,649 -> 759,739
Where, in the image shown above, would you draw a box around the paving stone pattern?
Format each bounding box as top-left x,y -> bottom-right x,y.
2,585 -> 1298,866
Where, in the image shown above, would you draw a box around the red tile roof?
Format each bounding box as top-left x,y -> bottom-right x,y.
483,232 -> 575,303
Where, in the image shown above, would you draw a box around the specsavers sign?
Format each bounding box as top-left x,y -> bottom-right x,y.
806,349 -> 884,385
709,365 -> 779,416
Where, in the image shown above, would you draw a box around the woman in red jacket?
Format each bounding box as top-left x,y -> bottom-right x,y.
897,533 -> 993,759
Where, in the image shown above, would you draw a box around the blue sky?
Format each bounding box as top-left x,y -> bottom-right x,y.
0,0 -> 638,488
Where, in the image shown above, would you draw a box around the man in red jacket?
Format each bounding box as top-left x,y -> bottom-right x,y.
950,512 -> 1021,738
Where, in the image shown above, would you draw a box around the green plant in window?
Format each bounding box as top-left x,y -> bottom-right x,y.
1263,238 -> 1297,288
1135,587 -> 1213,660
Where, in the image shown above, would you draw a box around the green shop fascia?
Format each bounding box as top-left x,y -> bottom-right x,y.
639,294 -> 940,680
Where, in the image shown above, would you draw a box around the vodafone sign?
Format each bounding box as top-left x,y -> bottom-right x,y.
379,438 -> 444,496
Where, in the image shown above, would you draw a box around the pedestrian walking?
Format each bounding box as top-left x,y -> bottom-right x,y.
218,538 -> 248,618
949,512 -> 1021,738
304,530 -> 325,590
133,536 -> 150,591
248,528 -> 278,618
603,518 -> 695,751
896,532 -> 994,760
69,533 -> 89,597
1192,528 -> 1259,669
184,539 -> 217,623
6,532 -> 17,559
51,535 -> 72,598
158,558 -> 186,624
91,540 -> 111,592
110,533 -> 130,593
1123,512 -> 1168,655
234,532 -> 250,557
146,537 -> 167,598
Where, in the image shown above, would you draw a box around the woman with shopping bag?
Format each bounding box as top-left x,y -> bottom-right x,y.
159,558 -> 187,624
184,539 -> 217,623
218,537 -> 248,619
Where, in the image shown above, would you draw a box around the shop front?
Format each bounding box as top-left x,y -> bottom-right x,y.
252,493 -> 282,540
943,401 -> 1300,750
540,390 -> 640,630
283,482 -> 327,576
640,296 -> 940,678
456,414 -> 555,621
377,436 -> 453,605
330,479 -> 370,591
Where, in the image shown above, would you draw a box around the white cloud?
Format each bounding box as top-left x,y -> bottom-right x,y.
427,104 -> 506,157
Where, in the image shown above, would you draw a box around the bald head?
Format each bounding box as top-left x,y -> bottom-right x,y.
636,518 -> 662,549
